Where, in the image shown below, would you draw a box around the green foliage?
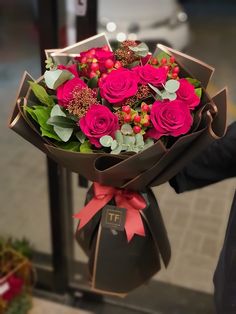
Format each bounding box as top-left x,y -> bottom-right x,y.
58,141 -> 80,152
88,76 -> 98,88
129,42 -> 149,57
186,77 -> 201,88
28,82 -> 54,106
44,69 -> 73,89
195,87 -> 202,99
80,140 -> 92,153
6,293 -> 32,314
155,51 -> 170,63
149,79 -> 180,101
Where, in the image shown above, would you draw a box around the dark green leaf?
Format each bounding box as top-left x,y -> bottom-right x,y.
76,131 -> 86,143
47,116 -> 76,128
29,81 -> 54,106
88,76 -> 98,88
58,141 -> 81,152
25,106 -> 38,122
40,127 -> 62,141
186,77 -> 201,88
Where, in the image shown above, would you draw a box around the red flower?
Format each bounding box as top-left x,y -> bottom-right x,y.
132,64 -> 168,86
2,275 -> 24,301
176,78 -> 200,110
57,77 -> 86,107
99,68 -> 139,105
147,99 -> 193,140
80,104 -> 119,147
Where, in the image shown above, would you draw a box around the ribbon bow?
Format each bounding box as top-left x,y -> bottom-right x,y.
74,182 -> 146,242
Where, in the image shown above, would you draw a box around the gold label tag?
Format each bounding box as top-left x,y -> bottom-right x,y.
101,206 -> 126,231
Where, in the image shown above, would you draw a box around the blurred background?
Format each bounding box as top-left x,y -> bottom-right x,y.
1,0 -> 236,313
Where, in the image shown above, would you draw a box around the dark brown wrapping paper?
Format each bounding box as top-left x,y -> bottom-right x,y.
76,185 -> 170,296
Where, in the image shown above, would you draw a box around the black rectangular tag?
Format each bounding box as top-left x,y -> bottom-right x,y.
101,205 -> 126,231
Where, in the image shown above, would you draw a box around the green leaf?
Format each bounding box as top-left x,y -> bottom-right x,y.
115,130 -> 124,144
34,107 -> 52,130
25,106 -> 38,122
47,116 -> 76,128
80,140 -> 92,153
76,131 -> 86,143
111,139 -> 118,150
135,133 -> 144,146
40,126 -> 62,141
99,135 -> 113,147
58,141 -> 80,152
124,135 -> 135,145
162,90 -> 177,101
29,81 -> 54,106
155,51 -> 170,63
111,144 -> 122,155
129,42 -> 149,57
44,69 -> 73,89
50,104 -> 66,117
195,87 -> 202,99
121,124 -> 133,135
54,126 -> 73,142
148,84 -> 162,97
164,79 -> 180,93
88,76 -> 98,88
186,77 -> 201,88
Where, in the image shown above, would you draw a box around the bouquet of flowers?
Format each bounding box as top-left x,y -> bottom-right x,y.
0,239 -> 33,314
9,33 -> 227,295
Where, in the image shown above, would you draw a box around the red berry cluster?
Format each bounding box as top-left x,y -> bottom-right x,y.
121,102 -> 151,134
77,46 -> 122,79
149,55 -> 180,79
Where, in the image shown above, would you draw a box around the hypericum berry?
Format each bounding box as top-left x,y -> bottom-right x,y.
141,103 -> 149,112
90,62 -> 99,72
143,120 -> 150,127
89,71 -> 97,79
161,58 -> 167,65
114,61 -> 122,69
81,56 -> 87,64
150,57 -> 158,65
124,114 -> 132,123
170,56 -> 175,64
133,126 -> 141,134
163,65 -> 169,72
122,105 -> 131,114
105,59 -> 114,69
134,115 -> 141,123
172,73 -> 178,79
173,66 -> 180,74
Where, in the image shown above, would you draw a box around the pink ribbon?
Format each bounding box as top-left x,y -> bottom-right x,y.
74,182 -> 146,242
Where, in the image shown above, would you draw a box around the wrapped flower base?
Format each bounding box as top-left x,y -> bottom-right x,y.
76,184 -> 170,296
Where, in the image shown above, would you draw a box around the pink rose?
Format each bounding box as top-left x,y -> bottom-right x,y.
57,77 -> 86,107
80,104 -> 119,147
58,64 -> 79,77
132,64 -> 168,86
147,99 -> 193,140
99,68 -> 139,104
176,78 -> 200,110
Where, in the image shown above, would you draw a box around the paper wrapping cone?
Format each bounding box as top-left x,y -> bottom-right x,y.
76,186 -> 170,296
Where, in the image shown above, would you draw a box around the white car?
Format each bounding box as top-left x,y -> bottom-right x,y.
98,0 -> 190,51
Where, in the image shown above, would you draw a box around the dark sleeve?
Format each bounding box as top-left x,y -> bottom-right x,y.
170,122 -> 236,193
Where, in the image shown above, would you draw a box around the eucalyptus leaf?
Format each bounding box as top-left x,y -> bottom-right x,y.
195,87 -> 202,99
164,79 -> 180,93
47,116 -> 76,128
29,82 -> 54,106
135,133 -> 144,146
162,91 -> 177,101
76,131 -> 86,143
124,135 -> 136,145
129,42 -> 149,57
99,135 -> 113,147
111,140 -> 118,150
110,145 -> 123,155
148,84 -> 162,97
40,127 -> 62,141
44,69 -> 73,89
121,124 -> 133,135
115,130 -> 124,144
54,125 -> 73,142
